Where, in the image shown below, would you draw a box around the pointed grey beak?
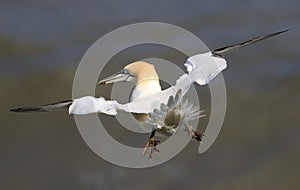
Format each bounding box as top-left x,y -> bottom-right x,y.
97,69 -> 133,85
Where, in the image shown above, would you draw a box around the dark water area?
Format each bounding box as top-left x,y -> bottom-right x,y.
1,1 -> 299,190
1,1 -> 299,79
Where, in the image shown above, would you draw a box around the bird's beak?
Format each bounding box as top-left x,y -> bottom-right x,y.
97,70 -> 133,85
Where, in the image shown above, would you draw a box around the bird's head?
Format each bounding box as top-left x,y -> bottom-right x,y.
97,61 -> 159,85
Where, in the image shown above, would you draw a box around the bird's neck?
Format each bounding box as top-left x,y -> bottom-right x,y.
135,67 -> 159,83
130,79 -> 161,101
137,77 -> 159,85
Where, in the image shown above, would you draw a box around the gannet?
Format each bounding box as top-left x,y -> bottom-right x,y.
95,29 -> 288,157
97,61 -> 206,157
11,30 -> 288,159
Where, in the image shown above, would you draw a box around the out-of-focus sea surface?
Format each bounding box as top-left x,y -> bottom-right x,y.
1,1 -> 299,190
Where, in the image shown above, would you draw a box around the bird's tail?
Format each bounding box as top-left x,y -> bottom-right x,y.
212,29 -> 289,57
10,100 -> 72,113
146,90 -> 204,126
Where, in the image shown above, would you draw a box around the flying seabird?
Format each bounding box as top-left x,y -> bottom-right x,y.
11,29 -> 289,159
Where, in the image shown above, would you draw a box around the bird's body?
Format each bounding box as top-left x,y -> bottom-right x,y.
129,80 -> 161,122
125,61 -> 197,138
130,80 -> 161,102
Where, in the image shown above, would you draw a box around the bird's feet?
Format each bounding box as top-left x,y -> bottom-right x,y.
142,137 -> 161,162
185,124 -> 204,142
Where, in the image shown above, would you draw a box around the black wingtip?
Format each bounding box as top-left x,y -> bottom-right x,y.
277,29 -> 290,34
212,29 -> 290,57
10,107 -> 45,113
10,108 -> 18,112
10,100 -> 72,113
10,108 -> 23,112
270,29 -> 290,37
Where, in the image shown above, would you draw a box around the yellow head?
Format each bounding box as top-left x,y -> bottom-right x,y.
98,61 -> 159,85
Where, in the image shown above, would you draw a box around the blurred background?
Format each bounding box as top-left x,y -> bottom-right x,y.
1,0 -> 299,189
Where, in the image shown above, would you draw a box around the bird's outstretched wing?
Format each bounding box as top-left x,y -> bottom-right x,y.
11,30 -> 289,116
183,30 -> 289,86
212,29 -> 289,57
10,100 -> 72,113
10,95 -> 156,115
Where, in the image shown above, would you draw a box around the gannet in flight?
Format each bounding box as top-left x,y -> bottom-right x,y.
11,30 -> 288,159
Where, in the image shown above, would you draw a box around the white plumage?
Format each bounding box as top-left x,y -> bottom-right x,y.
11,30 -> 288,159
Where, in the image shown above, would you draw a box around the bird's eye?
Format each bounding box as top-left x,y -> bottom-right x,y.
122,69 -> 129,74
